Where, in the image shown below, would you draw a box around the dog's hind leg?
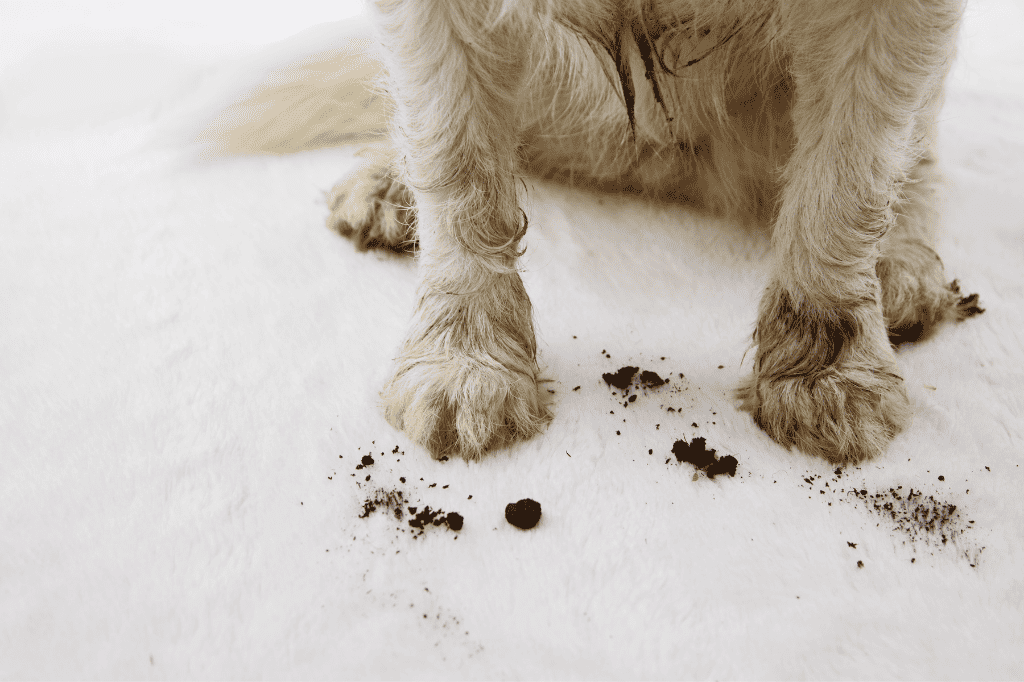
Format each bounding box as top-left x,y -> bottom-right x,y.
876,136 -> 983,344
739,0 -> 964,463
371,1 -> 550,459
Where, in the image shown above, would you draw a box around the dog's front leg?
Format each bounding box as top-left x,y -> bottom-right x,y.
373,1 -> 549,459
739,1 -> 963,463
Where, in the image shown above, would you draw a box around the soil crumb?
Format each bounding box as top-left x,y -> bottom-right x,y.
505,498 -> 542,530
672,437 -> 737,479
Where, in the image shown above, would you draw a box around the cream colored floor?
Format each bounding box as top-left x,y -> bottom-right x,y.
1,2 -> 1022,678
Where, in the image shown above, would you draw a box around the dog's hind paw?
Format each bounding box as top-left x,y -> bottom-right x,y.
877,240 -> 984,345
327,153 -> 417,253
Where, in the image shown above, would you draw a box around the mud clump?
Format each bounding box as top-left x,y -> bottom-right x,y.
672,437 -> 737,479
706,454 -> 738,478
445,512 -> 464,531
601,366 -> 670,402
407,506 -> 463,532
637,370 -> 667,388
505,498 -> 542,530
602,366 -> 638,390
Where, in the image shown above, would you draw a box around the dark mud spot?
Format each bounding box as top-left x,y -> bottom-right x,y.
505,498 -> 542,530
446,512 -> 464,531
673,437 -> 716,469
361,454 -> 374,466
602,366 -> 670,403
637,370 -> 667,388
602,366 -> 638,390
408,506 -> 463,532
671,437 -> 737,479
706,454 -> 738,478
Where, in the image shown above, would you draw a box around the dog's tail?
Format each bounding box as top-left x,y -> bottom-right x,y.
199,18 -> 390,155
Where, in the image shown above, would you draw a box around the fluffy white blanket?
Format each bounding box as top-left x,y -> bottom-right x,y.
1,2 -> 1022,678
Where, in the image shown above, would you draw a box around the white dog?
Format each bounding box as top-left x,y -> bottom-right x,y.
212,0 -> 983,463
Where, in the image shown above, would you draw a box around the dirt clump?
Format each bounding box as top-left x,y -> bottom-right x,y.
637,370 -> 667,388
505,498 -> 542,529
602,366 -> 638,391
407,506 -> 463,532
671,437 -> 737,479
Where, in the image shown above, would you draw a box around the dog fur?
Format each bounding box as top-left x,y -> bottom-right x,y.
315,0 -> 984,463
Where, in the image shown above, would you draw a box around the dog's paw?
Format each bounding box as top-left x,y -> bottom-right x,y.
737,361 -> 911,464
380,280 -> 551,460
326,155 -> 417,252
738,285 -> 911,463
381,355 -> 552,460
876,239 -> 984,345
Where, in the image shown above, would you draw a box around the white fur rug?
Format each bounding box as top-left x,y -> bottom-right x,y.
1,2 -> 1022,679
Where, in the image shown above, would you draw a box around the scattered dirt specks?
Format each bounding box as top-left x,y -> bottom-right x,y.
799,471 -> 984,567
359,488 -> 405,520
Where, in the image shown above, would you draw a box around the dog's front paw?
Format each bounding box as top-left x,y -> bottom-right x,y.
738,361 -> 911,464
326,149 -> 417,252
382,355 -> 551,460
380,281 -> 551,460
738,286 -> 911,463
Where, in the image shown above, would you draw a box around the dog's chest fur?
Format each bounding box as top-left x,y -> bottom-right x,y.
517,0 -> 792,216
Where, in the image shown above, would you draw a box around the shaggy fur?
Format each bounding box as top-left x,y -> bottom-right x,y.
323,0 -> 983,463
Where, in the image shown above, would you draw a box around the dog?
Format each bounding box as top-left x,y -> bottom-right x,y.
299,0 -> 984,464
